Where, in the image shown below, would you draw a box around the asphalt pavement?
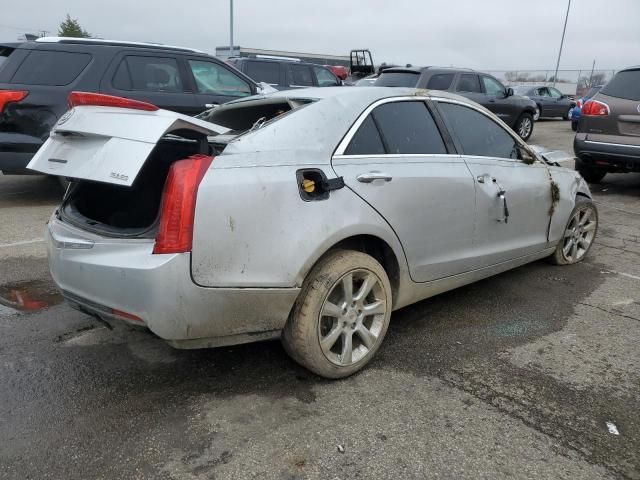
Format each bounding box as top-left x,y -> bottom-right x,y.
1,120 -> 639,479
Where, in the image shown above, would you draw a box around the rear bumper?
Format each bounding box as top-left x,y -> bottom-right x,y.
574,135 -> 640,171
47,216 -> 300,345
0,151 -> 36,174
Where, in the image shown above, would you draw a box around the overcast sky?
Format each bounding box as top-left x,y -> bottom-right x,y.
1,0 -> 637,71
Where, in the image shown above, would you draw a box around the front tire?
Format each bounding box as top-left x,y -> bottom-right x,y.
282,250 -> 392,379
515,112 -> 534,141
551,196 -> 598,265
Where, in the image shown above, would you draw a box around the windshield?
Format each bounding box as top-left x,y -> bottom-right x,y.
374,72 -> 420,88
601,69 -> 640,101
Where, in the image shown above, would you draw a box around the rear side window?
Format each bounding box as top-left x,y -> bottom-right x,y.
0,46 -> 15,70
244,61 -> 280,85
426,73 -> 454,90
456,74 -> 482,93
344,116 -> 385,155
288,64 -> 314,86
601,69 -> 640,101
11,50 -> 91,86
113,56 -> 183,92
374,72 -> 420,88
438,102 -> 518,159
372,101 -> 446,155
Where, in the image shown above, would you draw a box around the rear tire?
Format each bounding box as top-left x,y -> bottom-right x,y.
514,112 -> 534,141
550,196 -> 598,265
282,249 -> 392,379
576,160 -> 607,183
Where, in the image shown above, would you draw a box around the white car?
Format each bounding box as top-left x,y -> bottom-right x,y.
29,88 -> 598,378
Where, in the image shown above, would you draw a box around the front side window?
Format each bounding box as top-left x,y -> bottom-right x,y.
549,87 -> 563,98
288,64 -> 314,86
113,56 -> 183,92
244,61 -> 280,85
313,66 -> 339,87
482,76 -> 506,96
372,101 -> 447,155
426,73 -> 454,90
456,74 -> 482,93
438,102 -> 519,160
188,60 -> 252,97
12,50 -> 91,86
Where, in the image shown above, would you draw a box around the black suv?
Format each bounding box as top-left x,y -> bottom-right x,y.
229,57 -> 342,90
0,38 -> 259,174
374,67 -> 538,140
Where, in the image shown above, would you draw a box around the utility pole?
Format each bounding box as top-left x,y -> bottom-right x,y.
229,0 -> 234,56
588,59 -> 595,87
552,0 -> 571,87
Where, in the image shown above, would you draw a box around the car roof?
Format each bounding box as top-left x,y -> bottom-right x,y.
380,66 -> 475,75
29,36 -> 205,54
223,86 -> 480,160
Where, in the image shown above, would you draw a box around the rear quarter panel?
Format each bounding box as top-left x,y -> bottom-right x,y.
191,152 -> 408,288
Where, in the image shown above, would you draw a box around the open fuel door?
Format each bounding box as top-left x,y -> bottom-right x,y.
28,93 -> 229,187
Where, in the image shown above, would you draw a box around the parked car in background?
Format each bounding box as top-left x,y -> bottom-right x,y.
229,57 -> 342,90
29,87 -> 596,378
512,85 -> 576,121
570,85 -> 603,131
574,67 -> 640,183
326,65 -> 348,81
0,37 -> 259,175
353,75 -> 378,86
374,67 -> 538,140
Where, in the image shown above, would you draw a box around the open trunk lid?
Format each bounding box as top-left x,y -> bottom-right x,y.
27,104 -> 229,186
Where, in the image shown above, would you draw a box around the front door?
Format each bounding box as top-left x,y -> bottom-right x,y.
435,100 -> 552,269
480,75 -> 517,126
332,99 -> 477,282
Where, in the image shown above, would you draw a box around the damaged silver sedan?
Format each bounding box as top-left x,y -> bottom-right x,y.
29,87 -> 597,378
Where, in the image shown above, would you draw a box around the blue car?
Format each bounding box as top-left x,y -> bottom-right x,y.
571,85 -> 603,131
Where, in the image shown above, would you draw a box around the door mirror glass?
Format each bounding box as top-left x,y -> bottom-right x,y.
506,87 -> 514,97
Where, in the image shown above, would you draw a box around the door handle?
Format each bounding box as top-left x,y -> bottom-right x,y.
204,103 -> 219,109
356,172 -> 393,183
476,174 -> 495,183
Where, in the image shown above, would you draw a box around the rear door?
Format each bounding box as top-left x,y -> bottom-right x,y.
27,105 -> 228,185
332,98 -> 477,282
435,100 -> 552,268
101,53 -> 198,115
454,73 -> 485,106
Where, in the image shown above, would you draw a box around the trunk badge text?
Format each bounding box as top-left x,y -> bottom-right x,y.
110,172 -> 129,182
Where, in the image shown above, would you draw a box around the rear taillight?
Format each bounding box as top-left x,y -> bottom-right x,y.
582,99 -> 609,116
0,90 -> 28,113
153,154 -> 214,255
68,91 -> 159,111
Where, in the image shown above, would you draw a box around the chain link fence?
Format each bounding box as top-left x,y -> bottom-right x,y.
484,69 -> 618,96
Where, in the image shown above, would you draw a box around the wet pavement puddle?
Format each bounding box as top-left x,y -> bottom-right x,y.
0,279 -> 63,314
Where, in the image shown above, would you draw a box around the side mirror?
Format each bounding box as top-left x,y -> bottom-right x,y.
506,87 -> 514,97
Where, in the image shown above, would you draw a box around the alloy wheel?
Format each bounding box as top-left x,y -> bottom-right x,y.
318,269 -> 387,366
518,117 -> 532,139
561,205 -> 597,262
